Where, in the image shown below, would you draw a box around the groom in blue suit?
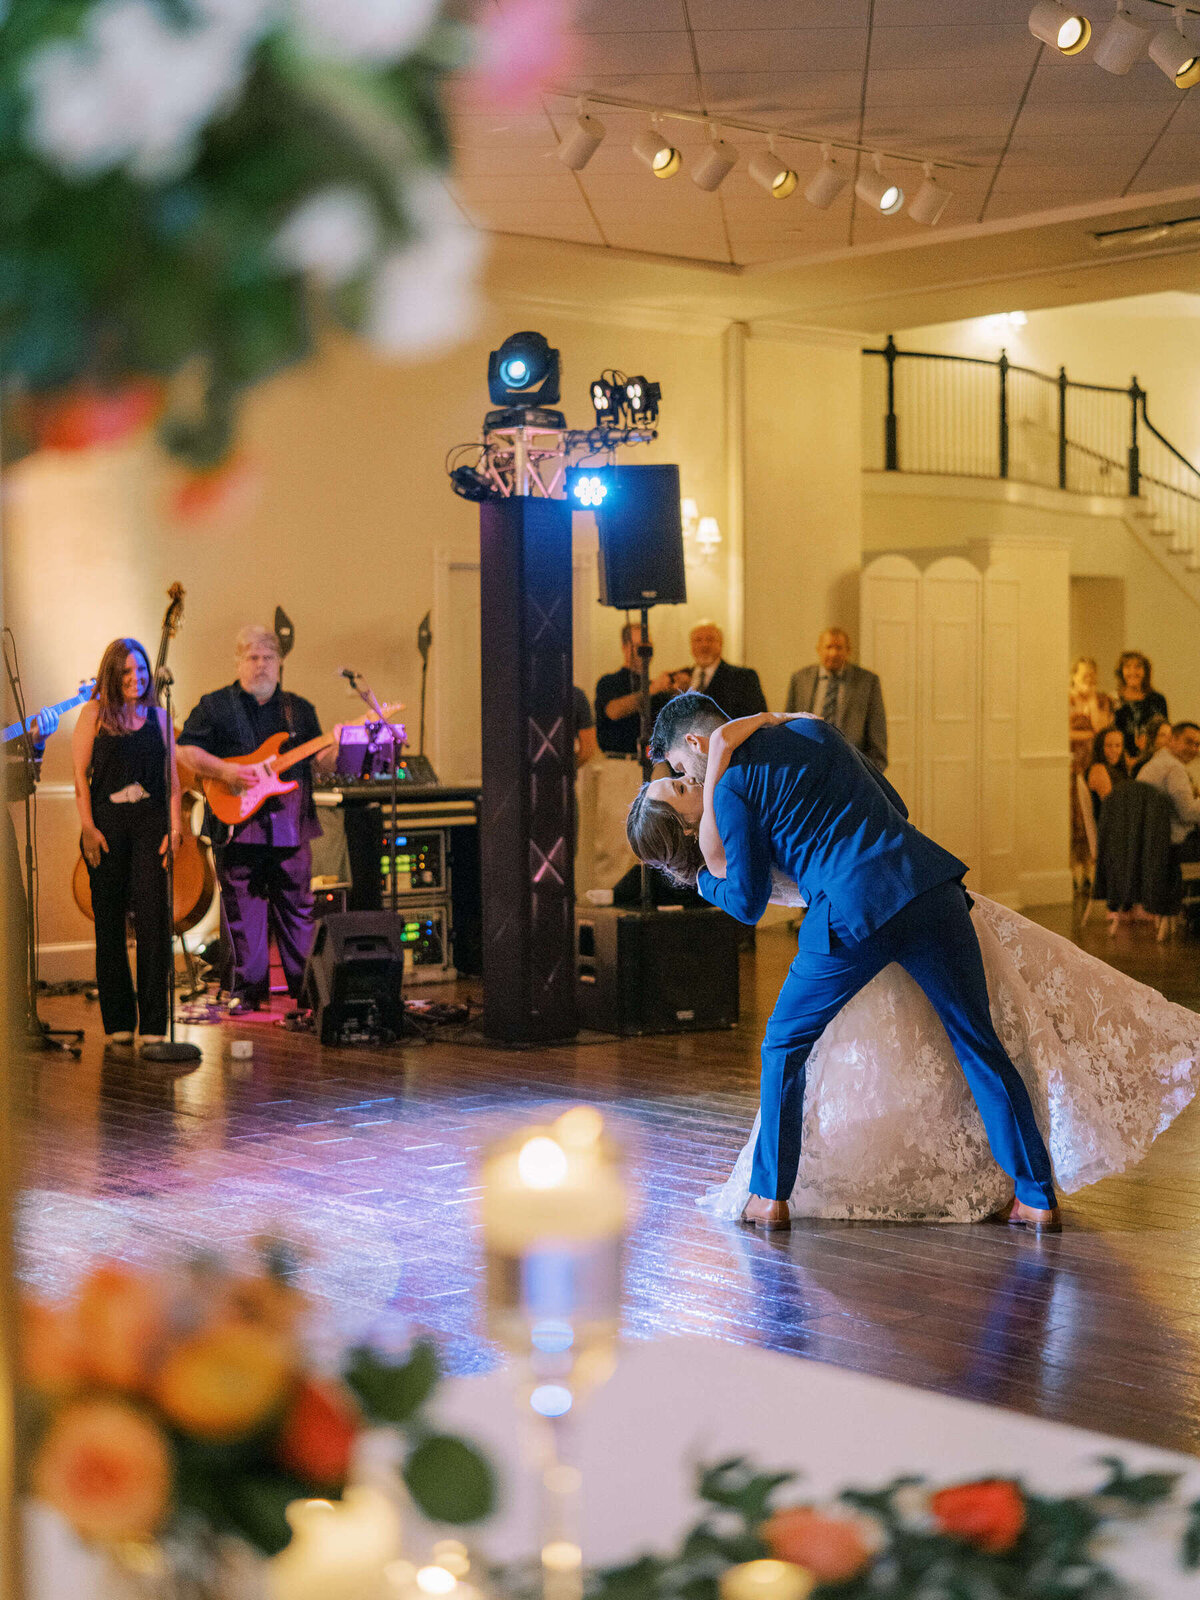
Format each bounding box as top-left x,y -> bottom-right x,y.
645,694 -> 1059,1234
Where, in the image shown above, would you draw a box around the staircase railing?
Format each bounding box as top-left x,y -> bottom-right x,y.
863,337 -> 1200,571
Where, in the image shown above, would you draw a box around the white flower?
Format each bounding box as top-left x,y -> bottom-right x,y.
366,178 -> 484,357
288,0 -> 441,64
23,0 -> 256,181
273,186 -> 381,284
22,41 -> 128,175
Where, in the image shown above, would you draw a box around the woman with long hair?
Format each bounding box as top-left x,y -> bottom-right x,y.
627,709 -> 1200,1223
1113,650 -> 1168,761
1086,724 -> 1130,819
1130,712 -> 1171,776
1069,657 -> 1114,875
71,638 -> 182,1048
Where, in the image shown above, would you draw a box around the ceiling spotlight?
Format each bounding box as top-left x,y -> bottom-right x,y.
487,331 -> 560,406
1149,10 -> 1200,87
1027,2 -> 1091,53
909,163 -> 951,226
633,124 -> 682,179
855,153 -> 905,216
1093,5 -> 1150,73
590,376 -> 619,425
557,103 -> 605,170
749,145 -> 799,199
691,130 -> 738,192
624,376 -> 661,424
804,145 -> 849,209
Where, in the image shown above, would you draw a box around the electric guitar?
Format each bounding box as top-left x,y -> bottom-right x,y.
202,706 -> 404,827
3,679 -> 95,743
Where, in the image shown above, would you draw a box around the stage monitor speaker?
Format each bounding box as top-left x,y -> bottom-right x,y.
301,911 -> 405,1045
575,904 -> 738,1036
595,464 -> 686,609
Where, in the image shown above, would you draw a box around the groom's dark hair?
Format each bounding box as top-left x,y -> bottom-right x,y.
648,691 -> 727,762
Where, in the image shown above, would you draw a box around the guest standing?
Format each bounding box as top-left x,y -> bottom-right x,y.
71,638 -> 181,1048
1113,651 -> 1168,760
1086,727 -> 1129,821
1069,658 -> 1114,873
785,628 -> 888,771
686,620 -> 767,720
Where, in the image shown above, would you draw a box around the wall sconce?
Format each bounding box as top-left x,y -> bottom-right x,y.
696,516 -> 722,559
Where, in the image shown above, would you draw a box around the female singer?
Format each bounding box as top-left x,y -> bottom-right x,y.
72,639 -> 181,1047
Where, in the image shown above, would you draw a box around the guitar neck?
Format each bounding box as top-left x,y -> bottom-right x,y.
2,685 -> 92,744
271,731 -> 336,776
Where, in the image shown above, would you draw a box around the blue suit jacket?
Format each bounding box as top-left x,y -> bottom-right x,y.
696,717 -> 966,950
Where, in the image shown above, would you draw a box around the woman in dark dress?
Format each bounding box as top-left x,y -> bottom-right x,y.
1086,725 -> 1129,820
71,638 -> 182,1048
1113,650 -> 1169,760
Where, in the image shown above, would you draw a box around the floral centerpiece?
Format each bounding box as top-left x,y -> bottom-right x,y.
20,1241 -> 495,1577
0,0 -> 497,471
578,1456 -> 1200,1600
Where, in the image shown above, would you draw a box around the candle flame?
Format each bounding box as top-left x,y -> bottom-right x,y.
517,1135 -> 569,1188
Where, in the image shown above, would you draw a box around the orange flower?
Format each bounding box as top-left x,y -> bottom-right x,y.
20,1297 -> 86,1397
154,1321 -> 293,1442
930,1480 -> 1026,1554
762,1507 -> 878,1584
276,1377 -> 360,1487
226,1273 -> 307,1337
23,380 -> 164,453
76,1264 -> 168,1392
31,1398 -> 172,1543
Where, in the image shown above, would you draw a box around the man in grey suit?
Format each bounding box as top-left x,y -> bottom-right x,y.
785,627 -> 888,771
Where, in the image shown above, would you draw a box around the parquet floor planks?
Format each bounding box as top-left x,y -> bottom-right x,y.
18,904 -> 1200,1452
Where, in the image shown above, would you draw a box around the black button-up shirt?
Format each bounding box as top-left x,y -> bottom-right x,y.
180,682 -> 322,847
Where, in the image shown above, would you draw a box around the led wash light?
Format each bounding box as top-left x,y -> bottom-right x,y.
571,473 -> 609,508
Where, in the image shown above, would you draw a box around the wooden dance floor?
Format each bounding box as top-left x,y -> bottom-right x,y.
21,908 -> 1200,1454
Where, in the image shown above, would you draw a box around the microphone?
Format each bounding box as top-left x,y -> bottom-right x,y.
339,666 -> 358,683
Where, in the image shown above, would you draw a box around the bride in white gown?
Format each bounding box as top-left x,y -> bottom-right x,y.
674,713 -> 1200,1223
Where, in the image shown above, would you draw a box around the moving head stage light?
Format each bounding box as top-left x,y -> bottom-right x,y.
449,331 -> 662,500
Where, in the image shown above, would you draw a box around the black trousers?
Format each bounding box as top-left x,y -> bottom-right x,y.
86,801 -> 170,1036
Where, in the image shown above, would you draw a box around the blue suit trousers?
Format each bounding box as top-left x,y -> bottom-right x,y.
751,880 -> 1057,1211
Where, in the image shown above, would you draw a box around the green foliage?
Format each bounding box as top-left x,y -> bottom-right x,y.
404,1433 -> 498,1526
0,1 -> 463,463
347,1339 -> 441,1425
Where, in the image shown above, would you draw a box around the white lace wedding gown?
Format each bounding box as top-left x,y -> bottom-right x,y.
699,881 -> 1200,1222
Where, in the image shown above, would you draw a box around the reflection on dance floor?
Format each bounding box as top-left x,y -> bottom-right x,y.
20,909 -> 1200,1452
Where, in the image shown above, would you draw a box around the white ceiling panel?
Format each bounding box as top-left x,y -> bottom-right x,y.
449,0 -> 1200,268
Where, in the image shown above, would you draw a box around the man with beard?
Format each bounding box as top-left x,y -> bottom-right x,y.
177,625 -> 339,1014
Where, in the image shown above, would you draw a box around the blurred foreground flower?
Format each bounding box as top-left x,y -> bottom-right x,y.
31,1398 -> 172,1543
1,0 -> 498,467
20,1247 -> 496,1561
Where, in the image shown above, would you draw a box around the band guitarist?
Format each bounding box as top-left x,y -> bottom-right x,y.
177,625 -> 340,1015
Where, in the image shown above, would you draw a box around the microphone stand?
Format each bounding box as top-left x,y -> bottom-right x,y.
140,667 -> 201,1068
636,607 -> 654,912
2,631 -> 82,1055
343,670 -> 400,916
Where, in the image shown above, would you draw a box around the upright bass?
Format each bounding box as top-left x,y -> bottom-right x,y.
72,583 -> 217,932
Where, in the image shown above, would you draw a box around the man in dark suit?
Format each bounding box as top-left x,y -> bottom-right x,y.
642,693 -> 1059,1237
687,621 -> 767,721
786,628 -> 887,771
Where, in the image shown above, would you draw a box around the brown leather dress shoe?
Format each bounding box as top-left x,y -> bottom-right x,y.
985,1195 -> 1062,1236
740,1195 -> 792,1231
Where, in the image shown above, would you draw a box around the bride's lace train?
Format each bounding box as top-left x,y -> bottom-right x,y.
698,896 -> 1200,1223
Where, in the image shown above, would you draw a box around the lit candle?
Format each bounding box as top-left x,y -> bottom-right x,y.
267,1486 -> 403,1600
480,1108 -> 627,1255
720,1560 -> 814,1600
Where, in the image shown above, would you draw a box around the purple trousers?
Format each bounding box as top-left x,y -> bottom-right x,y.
216,843 -> 314,1002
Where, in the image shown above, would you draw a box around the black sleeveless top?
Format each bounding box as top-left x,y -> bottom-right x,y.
89,713 -> 168,808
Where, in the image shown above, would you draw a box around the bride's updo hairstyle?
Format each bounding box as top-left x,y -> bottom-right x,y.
625,784 -> 704,887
